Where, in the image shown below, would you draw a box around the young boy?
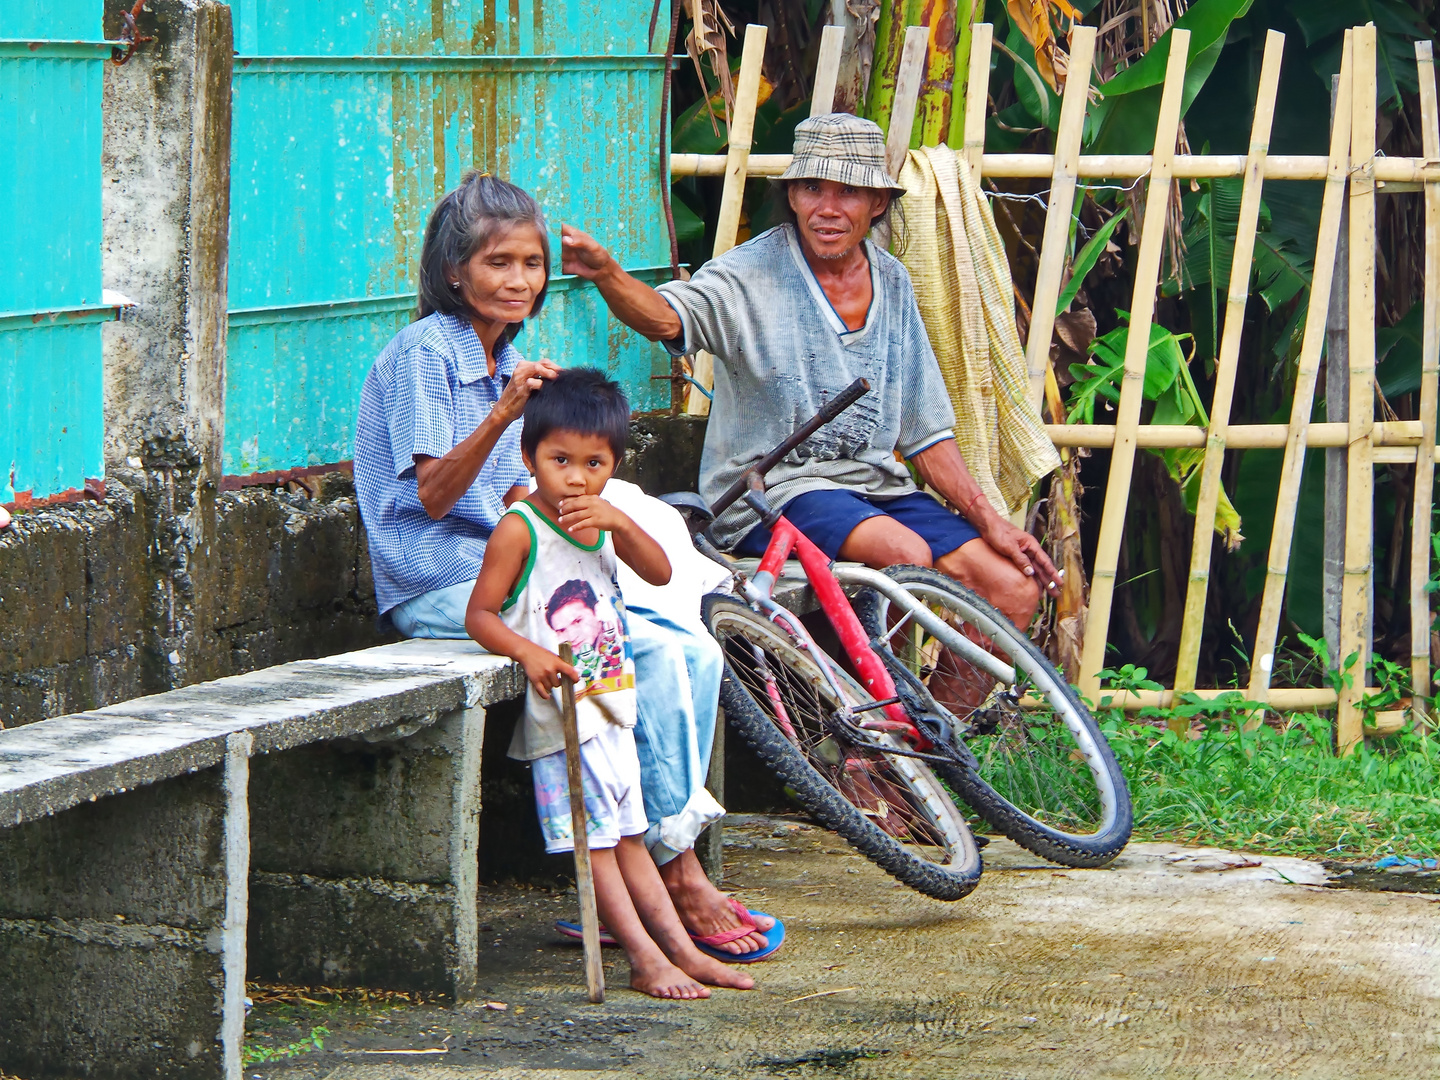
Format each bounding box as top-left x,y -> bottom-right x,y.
466,368 -> 753,1000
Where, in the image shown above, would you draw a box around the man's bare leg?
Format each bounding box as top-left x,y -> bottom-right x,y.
659,848 -> 774,955
612,837 -> 754,990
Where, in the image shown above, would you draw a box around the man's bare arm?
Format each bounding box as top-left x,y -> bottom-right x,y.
561,224 -> 683,342
911,438 -> 1061,594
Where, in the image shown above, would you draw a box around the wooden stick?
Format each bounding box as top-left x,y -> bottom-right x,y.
1410,39 -> 1439,726
1338,25 -> 1378,754
1246,33 -> 1354,722
1078,29 -> 1191,702
1024,26 -> 1097,412
686,23 -> 768,416
961,22 -> 992,182
558,643 -> 604,1004
670,151 -> 1437,183
1171,30 -> 1285,703
811,24 -> 845,117
884,25 -> 930,179
1089,686 -> 1376,711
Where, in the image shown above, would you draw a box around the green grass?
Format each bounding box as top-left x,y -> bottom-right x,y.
1099,713 -> 1440,861
241,1024 -> 329,1066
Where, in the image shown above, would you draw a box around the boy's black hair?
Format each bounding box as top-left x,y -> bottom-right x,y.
521,366 -> 630,460
545,578 -> 599,626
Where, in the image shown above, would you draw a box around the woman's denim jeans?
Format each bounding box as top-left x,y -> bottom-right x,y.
390,582 -> 724,860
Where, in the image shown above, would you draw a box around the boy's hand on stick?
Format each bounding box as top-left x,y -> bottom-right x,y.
520,645 -> 581,700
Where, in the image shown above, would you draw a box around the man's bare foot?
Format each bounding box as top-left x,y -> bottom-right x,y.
630,956 -> 712,1000
660,850 -> 775,956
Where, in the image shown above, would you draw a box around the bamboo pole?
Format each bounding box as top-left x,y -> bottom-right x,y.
1043,419 -> 1429,450
1411,39 -> 1440,726
685,23 -> 768,417
1088,686 -> 1370,711
960,22 -> 992,182
884,25 -> 930,178
811,24 -> 845,116
1171,31 -> 1285,703
1247,35 -> 1355,721
1023,25 -> 1097,412
671,151 -> 1440,183
1338,25 -> 1378,754
1078,30 -> 1191,702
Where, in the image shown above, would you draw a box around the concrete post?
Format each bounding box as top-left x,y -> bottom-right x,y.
101,0 -> 232,693
246,706 -> 486,999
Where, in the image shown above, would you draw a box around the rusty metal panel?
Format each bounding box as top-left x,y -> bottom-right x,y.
225,3 -> 670,476
0,7 -> 108,502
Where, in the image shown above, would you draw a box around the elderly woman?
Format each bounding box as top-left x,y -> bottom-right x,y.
561,114 -> 1060,629
353,172 -> 776,959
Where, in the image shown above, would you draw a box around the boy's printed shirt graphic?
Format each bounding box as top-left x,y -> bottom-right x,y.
542,577 -> 635,699
500,501 -> 639,761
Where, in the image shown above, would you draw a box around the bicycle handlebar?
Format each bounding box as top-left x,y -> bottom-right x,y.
709,377 -> 871,519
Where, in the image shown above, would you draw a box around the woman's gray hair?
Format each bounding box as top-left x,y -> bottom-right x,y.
416,171 -> 550,336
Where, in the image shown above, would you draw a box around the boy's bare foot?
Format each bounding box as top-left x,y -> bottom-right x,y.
671,944 -> 755,990
630,956 -> 712,999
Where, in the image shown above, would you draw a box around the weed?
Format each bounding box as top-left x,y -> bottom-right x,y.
1101,713 -> 1440,860
241,1024 -> 329,1066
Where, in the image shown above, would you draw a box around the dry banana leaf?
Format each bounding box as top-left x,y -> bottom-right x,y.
1006,0 -> 1081,91
684,0 -> 736,134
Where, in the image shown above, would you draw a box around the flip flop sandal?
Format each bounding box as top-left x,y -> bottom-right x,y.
689,898 -> 785,964
555,920 -> 618,946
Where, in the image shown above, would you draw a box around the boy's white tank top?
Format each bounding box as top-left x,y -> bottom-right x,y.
500,500 -> 637,761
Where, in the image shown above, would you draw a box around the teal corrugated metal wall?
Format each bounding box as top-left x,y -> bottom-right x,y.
0,8 -> 108,501
225,2 -> 670,476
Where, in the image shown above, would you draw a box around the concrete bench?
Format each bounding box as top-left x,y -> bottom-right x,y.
0,573 -> 819,1080
0,638 -> 524,1080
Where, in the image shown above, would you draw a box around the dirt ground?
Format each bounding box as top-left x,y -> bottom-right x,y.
248,815 -> 1440,1080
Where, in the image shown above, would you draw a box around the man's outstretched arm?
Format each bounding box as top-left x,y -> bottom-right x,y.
561,224 -> 683,342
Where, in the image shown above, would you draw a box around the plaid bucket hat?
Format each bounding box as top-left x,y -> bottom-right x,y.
778,112 -> 907,195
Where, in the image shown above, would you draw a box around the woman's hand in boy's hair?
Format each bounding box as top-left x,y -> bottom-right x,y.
516,641 -> 581,701
495,358 -> 561,424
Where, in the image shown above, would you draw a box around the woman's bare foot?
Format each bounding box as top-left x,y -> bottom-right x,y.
630,956 -> 712,999
660,850 -> 775,956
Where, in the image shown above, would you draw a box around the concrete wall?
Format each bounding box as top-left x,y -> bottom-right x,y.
0,416 -> 708,730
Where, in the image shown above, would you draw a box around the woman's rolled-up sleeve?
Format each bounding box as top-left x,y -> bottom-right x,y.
387,344 -> 457,479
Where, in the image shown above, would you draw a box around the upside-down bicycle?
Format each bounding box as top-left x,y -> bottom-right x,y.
664,379 -> 1132,900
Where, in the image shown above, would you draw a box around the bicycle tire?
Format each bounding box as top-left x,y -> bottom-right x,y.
703,594 -> 983,900
855,566 -> 1132,867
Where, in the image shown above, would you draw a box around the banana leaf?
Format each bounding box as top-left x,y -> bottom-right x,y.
1087,0 -> 1256,156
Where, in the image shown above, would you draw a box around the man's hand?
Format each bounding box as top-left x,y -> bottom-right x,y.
561,224 -> 613,281
978,514 -> 1063,596
519,644 -> 580,701
494,358 -> 560,425
556,494 -> 628,535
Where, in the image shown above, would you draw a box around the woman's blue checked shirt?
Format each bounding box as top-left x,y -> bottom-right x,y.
354,312 -> 530,616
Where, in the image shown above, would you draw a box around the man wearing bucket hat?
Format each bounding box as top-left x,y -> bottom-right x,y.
562,113 -> 1060,614
560,116 -> 1060,942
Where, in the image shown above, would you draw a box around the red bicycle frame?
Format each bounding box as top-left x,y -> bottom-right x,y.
752,515 -> 928,744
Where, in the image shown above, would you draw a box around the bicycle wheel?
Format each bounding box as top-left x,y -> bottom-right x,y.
703,595 -> 983,900
855,565 -> 1132,867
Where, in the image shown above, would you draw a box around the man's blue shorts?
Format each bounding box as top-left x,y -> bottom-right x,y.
734,488 -> 982,562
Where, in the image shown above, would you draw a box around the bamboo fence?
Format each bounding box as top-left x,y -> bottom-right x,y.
671,23 -> 1440,749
